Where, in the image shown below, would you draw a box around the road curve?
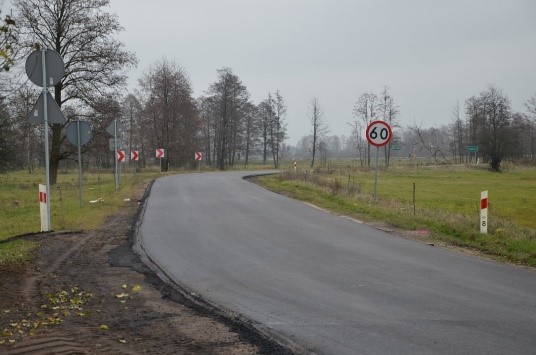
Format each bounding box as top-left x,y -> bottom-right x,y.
139,172 -> 536,354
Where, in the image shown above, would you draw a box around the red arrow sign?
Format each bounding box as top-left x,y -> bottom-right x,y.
131,150 -> 139,161
156,148 -> 165,159
117,150 -> 125,162
195,151 -> 202,161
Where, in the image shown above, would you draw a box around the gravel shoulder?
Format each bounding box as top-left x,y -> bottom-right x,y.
0,180 -> 292,354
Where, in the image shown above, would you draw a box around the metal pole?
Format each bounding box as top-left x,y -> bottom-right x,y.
373,146 -> 379,202
77,119 -> 82,208
41,49 -> 51,230
114,119 -> 118,189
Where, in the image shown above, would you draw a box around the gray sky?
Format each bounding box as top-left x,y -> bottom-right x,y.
110,0 -> 535,145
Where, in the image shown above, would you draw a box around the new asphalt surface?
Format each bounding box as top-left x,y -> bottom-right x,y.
139,172 -> 536,354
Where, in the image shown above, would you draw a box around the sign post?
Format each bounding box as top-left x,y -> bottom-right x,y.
131,150 -> 139,174
480,191 -> 488,234
466,146 -> 479,164
106,120 -> 125,189
25,48 -> 66,231
66,119 -> 92,208
366,120 -> 393,202
195,151 -> 202,172
156,149 -> 165,171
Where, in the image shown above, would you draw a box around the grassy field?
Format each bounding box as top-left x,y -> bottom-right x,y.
0,168 -> 163,265
2,162 -> 535,267
0,163 -> 274,265
259,160 -> 536,266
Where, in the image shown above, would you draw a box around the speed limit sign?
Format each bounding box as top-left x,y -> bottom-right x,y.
366,120 -> 393,147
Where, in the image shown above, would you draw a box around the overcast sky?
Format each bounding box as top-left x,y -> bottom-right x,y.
109,0 -> 535,145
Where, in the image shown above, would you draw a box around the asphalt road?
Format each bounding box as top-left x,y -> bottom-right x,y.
139,172 -> 536,354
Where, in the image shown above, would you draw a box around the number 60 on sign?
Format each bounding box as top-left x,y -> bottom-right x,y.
366,120 -> 393,147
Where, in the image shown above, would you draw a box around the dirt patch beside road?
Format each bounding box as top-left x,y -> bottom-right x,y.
0,181 -> 292,354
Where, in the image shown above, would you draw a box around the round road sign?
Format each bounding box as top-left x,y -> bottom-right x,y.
66,120 -> 92,146
25,49 -> 65,87
366,120 -> 393,147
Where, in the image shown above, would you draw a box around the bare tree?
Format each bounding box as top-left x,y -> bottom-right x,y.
243,101 -> 259,166
465,85 -> 512,171
271,90 -> 287,168
508,112 -> 533,161
407,124 -> 451,163
121,94 -> 143,166
347,121 -> 366,165
84,96 -> 121,169
258,95 -> 274,165
450,101 -> 465,163
525,94 -> 536,160
15,0 -> 136,183
198,95 -> 215,166
296,135 -> 313,158
8,86 -> 40,172
353,92 -> 378,166
308,97 -> 328,168
379,86 -> 399,167
204,68 -> 250,170
0,95 -> 16,170
138,59 -> 199,170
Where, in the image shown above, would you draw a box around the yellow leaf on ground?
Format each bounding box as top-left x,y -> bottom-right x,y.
132,285 -> 142,293
100,324 -> 109,330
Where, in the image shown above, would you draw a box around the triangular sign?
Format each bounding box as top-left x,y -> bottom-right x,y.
27,92 -> 67,124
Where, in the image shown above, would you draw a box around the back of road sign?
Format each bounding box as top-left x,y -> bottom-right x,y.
25,49 -> 65,87
27,92 -> 66,124
66,120 -> 92,146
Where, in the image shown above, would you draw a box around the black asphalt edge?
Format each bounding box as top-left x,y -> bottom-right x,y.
129,176 -> 310,355
0,230 -> 84,245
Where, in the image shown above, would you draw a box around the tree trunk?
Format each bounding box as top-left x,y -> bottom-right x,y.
49,123 -> 63,185
311,130 -> 317,168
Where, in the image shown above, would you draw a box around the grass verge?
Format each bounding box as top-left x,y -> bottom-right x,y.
0,169 -> 162,266
255,171 -> 536,267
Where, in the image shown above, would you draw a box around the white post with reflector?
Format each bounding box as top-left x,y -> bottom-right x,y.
39,184 -> 50,232
480,190 -> 488,234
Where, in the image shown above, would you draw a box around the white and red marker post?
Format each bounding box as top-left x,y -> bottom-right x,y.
480,191 -> 488,234
39,184 -> 49,232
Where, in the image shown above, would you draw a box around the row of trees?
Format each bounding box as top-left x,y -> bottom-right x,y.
115,65 -> 288,172
198,68 -> 287,170
0,0 -> 137,182
1,1 -> 534,176
295,86 -> 536,172
0,0 -> 287,179
400,87 -> 536,171
298,87 -> 400,169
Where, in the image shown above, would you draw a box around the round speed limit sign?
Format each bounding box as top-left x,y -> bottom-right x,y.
366,120 -> 393,147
